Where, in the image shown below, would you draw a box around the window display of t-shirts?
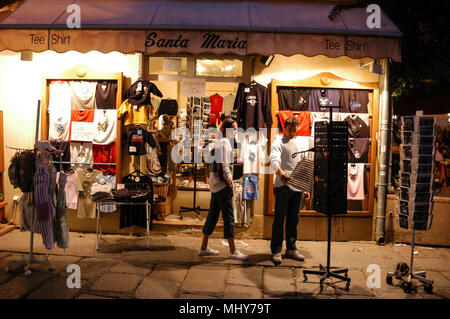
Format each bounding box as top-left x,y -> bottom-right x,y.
70,81 -> 97,110
76,168 -> 102,219
209,93 -> 223,125
124,80 -> 163,106
58,170 -> 78,210
222,93 -> 235,116
277,87 -> 311,111
348,138 -> 370,163
278,111 -> 311,137
70,142 -> 93,170
308,89 -> 341,112
93,142 -> 116,174
340,89 -> 369,113
96,173 -> 117,213
236,82 -> 272,129
95,81 -> 117,109
70,109 -> 95,142
347,163 -> 365,200
50,141 -> 70,172
48,81 -> 71,111
118,99 -> 153,126
122,126 -> 156,155
49,107 -> 71,142
342,114 -> 370,138
93,109 -> 117,145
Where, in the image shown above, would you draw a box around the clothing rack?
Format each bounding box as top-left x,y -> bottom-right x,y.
6,100 -> 56,276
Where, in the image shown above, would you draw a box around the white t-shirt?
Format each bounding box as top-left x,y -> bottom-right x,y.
70,81 -> 97,109
347,163 -> 365,200
222,94 -> 235,116
70,142 -> 93,170
93,109 -> 117,145
48,107 -> 71,141
49,81 -> 71,111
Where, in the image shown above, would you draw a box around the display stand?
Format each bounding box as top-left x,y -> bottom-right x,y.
6,100 -> 55,276
179,146 -> 208,220
302,106 -> 351,292
386,224 -> 434,293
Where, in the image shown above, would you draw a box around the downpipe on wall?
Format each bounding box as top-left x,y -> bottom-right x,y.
375,59 -> 391,245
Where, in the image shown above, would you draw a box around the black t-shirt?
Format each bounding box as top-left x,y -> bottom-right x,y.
50,141 -> 71,171
95,81 -> 117,109
124,80 -> 163,106
236,82 -> 272,129
348,138 -> 370,163
343,115 -> 370,138
277,87 -> 311,111
340,90 -> 369,113
123,127 -> 156,156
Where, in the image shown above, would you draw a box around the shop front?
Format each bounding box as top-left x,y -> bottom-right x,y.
0,1 -> 402,243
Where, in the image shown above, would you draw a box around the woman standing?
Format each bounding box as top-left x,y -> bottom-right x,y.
199,118 -> 249,260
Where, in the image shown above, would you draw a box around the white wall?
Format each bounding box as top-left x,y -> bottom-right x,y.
0,50 -> 139,221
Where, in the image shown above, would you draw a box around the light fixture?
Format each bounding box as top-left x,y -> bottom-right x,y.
359,60 -> 382,74
20,50 -> 33,61
260,55 -> 274,67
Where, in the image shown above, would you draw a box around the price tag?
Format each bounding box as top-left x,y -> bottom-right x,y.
129,146 -> 137,153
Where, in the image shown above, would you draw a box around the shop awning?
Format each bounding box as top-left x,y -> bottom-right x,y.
0,0 -> 402,61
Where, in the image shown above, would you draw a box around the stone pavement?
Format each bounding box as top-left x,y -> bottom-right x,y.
0,229 -> 449,299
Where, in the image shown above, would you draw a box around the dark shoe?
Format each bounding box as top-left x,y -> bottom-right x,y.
272,253 -> 282,265
285,250 -> 304,261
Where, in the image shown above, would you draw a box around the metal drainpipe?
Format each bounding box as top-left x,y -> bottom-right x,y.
375,59 -> 391,245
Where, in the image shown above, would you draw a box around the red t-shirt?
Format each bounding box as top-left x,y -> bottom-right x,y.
209,94 -> 223,125
93,142 -> 116,174
71,109 -> 94,122
278,110 -> 311,136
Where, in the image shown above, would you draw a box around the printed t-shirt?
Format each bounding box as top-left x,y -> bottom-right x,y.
278,110 -> 311,136
308,89 -> 341,112
70,142 -> 93,170
93,109 -> 117,145
122,127 -> 156,155
343,114 -> 370,138
222,94 -> 235,116
347,163 -> 365,200
76,168 -> 102,219
49,107 -> 71,142
340,90 -> 369,113
124,80 -> 163,106
117,99 -> 153,126
49,81 -> 71,111
348,138 -> 370,163
70,81 -> 97,110
70,109 -> 95,142
277,87 -> 311,111
50,141 -> 71,171
93,142 -> 116,174
209,94 -> 223,125
95,81 -> 117,109
96,173 -> 116,213
57,171 -> 78,210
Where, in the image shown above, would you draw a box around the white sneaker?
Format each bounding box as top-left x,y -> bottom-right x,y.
198,247 -> 219,256
229,250 -> 249,261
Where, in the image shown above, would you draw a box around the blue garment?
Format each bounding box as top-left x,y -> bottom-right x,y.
242,174 -> 258,200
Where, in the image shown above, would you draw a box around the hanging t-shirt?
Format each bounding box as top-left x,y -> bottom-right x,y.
342,114 -> 370,138
238,134 -> 268,175
76,168 -> 102,219
93,109 -> 117,145
70,81 -> 97,110
93,142 -> 116,174
95,81 -> 117,109
243,174 -> 258,200
308,89 -> 341,112
347,163 -> 365,200
123,126 -> 156,155
340,90 -> 369,113
222,94 -> 235,116
49,107 -> 71,142
70,109 -> 95,142
117,99 -> 153,126
348,138 -> 370,163
96,173 -> 116,213
236,82 -> 272,129
277,110 -> 311,136
277,87 -> 311,111
59,170 -> 77,210
50,141 -> 71,172
124,80 -> 163,106
48,81 -> 71,111
209,94 -> 223,125
70,142 -> 93,170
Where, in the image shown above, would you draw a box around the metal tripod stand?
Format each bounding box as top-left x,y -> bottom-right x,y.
302,213 -> 351,292
386,224 -> 434,293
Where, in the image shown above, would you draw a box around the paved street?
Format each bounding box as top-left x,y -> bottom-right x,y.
0,230 -> 449,299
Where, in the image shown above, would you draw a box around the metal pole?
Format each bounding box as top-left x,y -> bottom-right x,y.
410,226 -> 415,274
327,214 -> 332,275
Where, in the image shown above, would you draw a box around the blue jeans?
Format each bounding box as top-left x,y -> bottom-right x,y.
271,185 -> 303,254
203,186 -> 234,238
